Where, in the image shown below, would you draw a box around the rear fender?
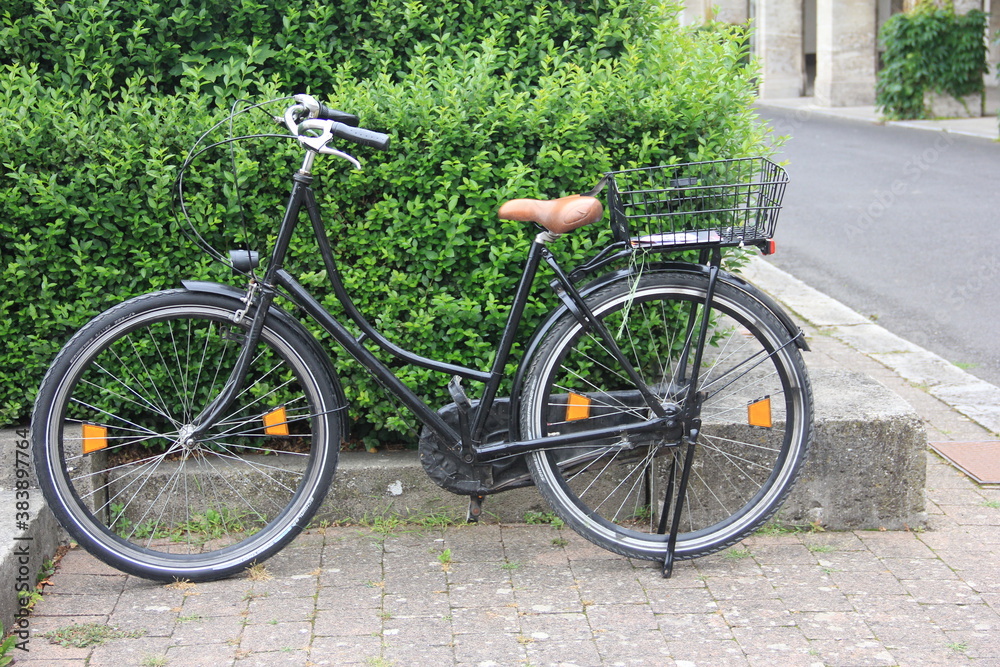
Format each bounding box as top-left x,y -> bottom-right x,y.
508,262 -> 808,438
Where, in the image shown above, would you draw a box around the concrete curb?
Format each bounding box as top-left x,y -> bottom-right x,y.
755,96 -> 1000,141
0,429 -> 63,635
743,256 -> 1000,437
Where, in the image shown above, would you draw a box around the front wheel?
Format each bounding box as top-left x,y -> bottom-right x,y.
519,270 -> 812,562
32,289 -> 342,581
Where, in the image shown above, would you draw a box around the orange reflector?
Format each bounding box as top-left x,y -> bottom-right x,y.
263,407 -> 290,436
82,423 -> 108,454
748,396 -> 772,428
565,393 -> 591,422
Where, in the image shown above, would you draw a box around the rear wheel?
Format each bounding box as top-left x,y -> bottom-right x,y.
32,289 -> 341,581
520,271 -> 812,561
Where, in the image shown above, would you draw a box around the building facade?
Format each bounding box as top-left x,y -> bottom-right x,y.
680,0 -> 1000,110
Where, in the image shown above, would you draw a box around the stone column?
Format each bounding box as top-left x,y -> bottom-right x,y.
709,0 -> 749,23
756,0 -> 804,98
814,0 -> 877,106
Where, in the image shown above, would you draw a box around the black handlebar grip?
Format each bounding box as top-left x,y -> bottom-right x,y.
317,103 -> 359,127
330,123 -> 391,151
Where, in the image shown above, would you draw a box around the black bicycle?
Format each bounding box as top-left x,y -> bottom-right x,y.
32,95 -> 813,582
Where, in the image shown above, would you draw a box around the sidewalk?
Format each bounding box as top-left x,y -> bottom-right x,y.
14,261 -> 1000,666
756,87 -> 1000,141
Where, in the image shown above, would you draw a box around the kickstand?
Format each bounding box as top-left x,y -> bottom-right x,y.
662,438 -> 698,578
467,495 -> 485,523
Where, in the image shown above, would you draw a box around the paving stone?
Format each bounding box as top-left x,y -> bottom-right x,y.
382,641 -> 457,664
856,532 -> 939,559
233,647 -> 310,665
308,635 -> 384,665
43,573 -> 127,596
665,638 -> 750,665
593,630 -> 672,665
451,631 -> 528,664
312,607 -> 382,637
524,637 -> 603,666
935,504 -> 1000,527
655,610 -> 733,640
446,581 -> 516,609
30,593 -> 121,617
806,639 -> 896,667
162,643 -> 239,667
239,620 -> 312,653
171,613 -> 245,646
704,574 -> 779,601
827,570 -> 909,597
585,602 -> 659,634
795,610 -> 876,641
922,602 -> 1000,632
899,578 -> 982,605
572,561 -> 650,604
942,628 -> 1000,659
450,605 -> 519,634
731,625 -> 815,666
382,612 -> 453,645
715,596 -> 798,628
772,583 -> 855,613
86,636 -> 173,667
644,585 -> 719,615
314,584 -> 383,611
245,594 -> 315,623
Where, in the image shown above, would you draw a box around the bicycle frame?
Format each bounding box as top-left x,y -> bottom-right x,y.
188,158 -> 677,463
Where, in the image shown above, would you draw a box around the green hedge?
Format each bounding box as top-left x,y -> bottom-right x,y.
1,1 -> 766,445
876,2 -> 989,120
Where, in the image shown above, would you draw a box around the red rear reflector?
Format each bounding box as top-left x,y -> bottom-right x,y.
748,397 -> 772,428
763,239 -> 776,255
82,423 -> 108,454
263,407 -> 290,436
565,393 -> 591,421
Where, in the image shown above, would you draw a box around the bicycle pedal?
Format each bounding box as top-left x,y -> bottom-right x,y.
448,375 -> 472,413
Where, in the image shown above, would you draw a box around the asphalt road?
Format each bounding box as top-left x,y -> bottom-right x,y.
756,107 -> 1000,387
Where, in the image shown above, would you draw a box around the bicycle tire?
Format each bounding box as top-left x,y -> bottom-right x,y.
519,270 -> 812,561
32,289 -> 342,582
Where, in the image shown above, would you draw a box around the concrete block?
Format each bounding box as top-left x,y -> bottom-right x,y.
779,369 -> 927,530
0,490 -> 62,635
925,91 -> 983,119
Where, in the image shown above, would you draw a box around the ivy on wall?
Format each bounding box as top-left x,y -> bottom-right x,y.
876,0 -> 989,120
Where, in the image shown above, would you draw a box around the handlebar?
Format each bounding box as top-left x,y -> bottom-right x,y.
283,94 -> 390,160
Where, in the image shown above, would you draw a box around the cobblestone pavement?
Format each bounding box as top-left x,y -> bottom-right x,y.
15,444 -> 1000,666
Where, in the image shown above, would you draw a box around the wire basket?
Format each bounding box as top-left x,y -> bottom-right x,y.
606,157 -> 788,250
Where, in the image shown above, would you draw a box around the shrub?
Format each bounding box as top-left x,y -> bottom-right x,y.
1,2 -> 767,444
876,1 -> 989,120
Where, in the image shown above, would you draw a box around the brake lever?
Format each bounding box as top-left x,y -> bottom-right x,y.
296,119 -> 362,169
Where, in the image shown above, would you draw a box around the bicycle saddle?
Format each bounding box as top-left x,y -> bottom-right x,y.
498,194 -> 603,234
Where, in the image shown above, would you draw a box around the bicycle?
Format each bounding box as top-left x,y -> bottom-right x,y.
31,95 -> 813,582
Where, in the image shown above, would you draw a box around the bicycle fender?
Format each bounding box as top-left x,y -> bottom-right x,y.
564,262 -> 808,352
180,280 -> 350,439
508,262 -> 808,438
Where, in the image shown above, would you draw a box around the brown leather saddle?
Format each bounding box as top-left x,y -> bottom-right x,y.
497,194 -> 603,234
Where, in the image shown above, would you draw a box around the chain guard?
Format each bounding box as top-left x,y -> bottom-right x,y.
417,398 -> 532,496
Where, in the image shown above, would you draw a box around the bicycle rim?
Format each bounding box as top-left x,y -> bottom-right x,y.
33,291 -> 339,581
521,272 -> 811,561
